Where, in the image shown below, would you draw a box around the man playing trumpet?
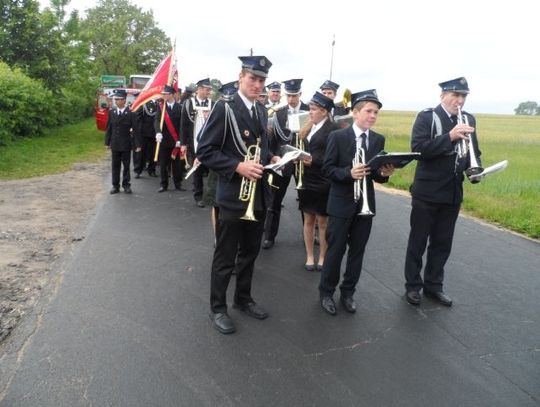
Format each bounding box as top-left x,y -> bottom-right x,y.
319,90 -> 394,316
403,77 -> 481,307
197,55 -> 279,334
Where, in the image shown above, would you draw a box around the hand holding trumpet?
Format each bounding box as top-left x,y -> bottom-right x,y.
351,163 -> 370,180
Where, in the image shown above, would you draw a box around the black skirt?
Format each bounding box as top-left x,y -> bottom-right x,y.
298,188 -> 329,216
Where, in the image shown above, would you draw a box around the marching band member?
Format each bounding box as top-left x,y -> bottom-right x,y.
265,81 -> 282,108
319,89 -> 394,316
180,78 -> 214,207
297,92 -> 338,271
133,99 -> 158,178
154,85 -> 185,193
262,78 -> 309,249
320,80 -> 349,117
197,56 -> 279,335
403,77 -> 481,307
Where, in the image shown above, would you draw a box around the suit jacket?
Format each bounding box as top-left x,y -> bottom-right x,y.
410,104 -> 481,205
323,126 -> 388,218
302,119 -> 339,192
154,102 -> 182,149
105,107 -> 139,151
135,101 -> 158,139
196,93 -> 272,213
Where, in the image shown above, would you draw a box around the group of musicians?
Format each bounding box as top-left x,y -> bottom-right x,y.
105,54 -> 482,335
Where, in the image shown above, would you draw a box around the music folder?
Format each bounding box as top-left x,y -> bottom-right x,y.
366,151 -> 421,171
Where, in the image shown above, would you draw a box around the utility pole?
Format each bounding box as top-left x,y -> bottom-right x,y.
329,34 -> 335,80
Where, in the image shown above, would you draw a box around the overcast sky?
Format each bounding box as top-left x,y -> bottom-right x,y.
53,0 -> 538,114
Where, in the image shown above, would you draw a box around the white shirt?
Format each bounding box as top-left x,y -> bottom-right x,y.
117,107 -> 126,115
353,123 -> 370,150
307,118 -> 327,142
238,90 -> 255,116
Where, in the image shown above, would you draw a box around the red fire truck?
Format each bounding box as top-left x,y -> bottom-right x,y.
95,74 -> 151,131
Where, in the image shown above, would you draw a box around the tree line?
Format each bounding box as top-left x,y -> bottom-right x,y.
514,101 -> 540,115
0,0 -> 170,145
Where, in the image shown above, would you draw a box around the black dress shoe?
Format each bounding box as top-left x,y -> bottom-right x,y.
196,201 -> 206,208
233,302 -> 268,320
175,185 -> 187,191
110,187 -> 120,194
424,290 -> 453,307
210,312 -> 236,334
124,186 -> 132,194
340,296 -> 357,313
405,291 -> 421,305
304,264 -> 316,272
158,187 -> 167,193
320,296 -> 337,315
262,239 -> 274,249
134,173 -> 141,179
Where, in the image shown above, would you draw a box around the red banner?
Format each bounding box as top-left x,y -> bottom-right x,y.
130,51 -> 178,112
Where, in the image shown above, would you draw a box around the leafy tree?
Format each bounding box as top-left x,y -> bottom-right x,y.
80,0 -> 170,76
514,101 -> 538,115
0,0 -> 69,91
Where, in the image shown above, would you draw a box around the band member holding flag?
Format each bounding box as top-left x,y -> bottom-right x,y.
154,85 -> 185,192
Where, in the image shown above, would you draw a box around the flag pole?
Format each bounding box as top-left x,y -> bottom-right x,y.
154,45 -> 176,162
329,34 -> 335,81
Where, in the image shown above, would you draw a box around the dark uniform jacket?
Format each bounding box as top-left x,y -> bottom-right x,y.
105,107 -> 139,151
196,93 -> 272,213
302,119 -> 339,193
180,97 -> 212,161
410,104 -> 481,205
323,126 -> 388,218
154,101 -> 182,149
136,101 -> 158,139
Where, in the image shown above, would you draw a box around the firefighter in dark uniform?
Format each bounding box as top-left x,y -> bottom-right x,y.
154,85 -> 185,192
262,78 -> 309,249
320,80 -> 349,117
133,99 -> 158,177
404,77 -> 482,307
105,89 -> 140,194
180,78 -> 213,207
197,55 -> 280,335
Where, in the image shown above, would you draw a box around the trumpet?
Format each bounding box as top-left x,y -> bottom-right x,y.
295,136 -> 305,190
239,138 -> 261,222
456,106 -> 483,176
352,147 -> 374,216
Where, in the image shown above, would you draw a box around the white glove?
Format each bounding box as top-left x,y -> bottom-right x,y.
175,141 -> 181,148
155,133 -> 163,143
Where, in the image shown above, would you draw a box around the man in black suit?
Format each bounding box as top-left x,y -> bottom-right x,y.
262,78 -> 309,249
154,85 -> 185,192
403,77 -> 481,307
180,78 -> 214,207
105,89 -> 140,194
319,89 -> 395,315
197,55 -> 279,334
319,80 -> 349,117
133,99 -> 158,178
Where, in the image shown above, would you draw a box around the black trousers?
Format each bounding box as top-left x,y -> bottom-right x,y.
111,150 -> 131,188
404,198 -> 460,293
319,214 -> 373,297
158,147 -> 185,189
210,210 -> 265,313
192,164 -> 208,202
263,173 -> 292,241
133,137 -> 156,174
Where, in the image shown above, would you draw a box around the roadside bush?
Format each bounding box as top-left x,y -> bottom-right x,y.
0,62 -> 56,145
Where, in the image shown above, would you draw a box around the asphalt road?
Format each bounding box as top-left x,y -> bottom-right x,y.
1,173 -> 539,407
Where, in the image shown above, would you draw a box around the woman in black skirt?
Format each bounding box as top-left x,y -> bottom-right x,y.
298,92 -> 339,271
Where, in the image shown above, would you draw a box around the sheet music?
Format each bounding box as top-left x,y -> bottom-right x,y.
468,160 -> 508,181
264,147 -> 311,173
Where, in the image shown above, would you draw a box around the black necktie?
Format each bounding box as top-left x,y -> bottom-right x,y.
450,114 -> 457,125
251,105 -> 262,136
360,133 -> 367,151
